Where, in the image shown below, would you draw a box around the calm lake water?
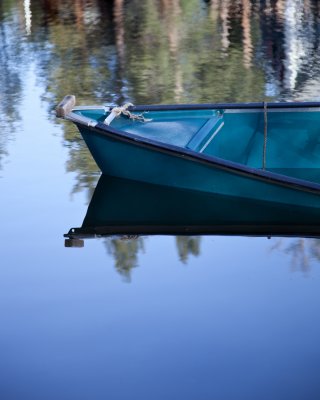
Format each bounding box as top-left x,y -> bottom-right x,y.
1,1 -> 320,399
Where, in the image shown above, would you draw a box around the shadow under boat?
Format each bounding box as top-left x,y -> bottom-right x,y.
64,175 -> 320,246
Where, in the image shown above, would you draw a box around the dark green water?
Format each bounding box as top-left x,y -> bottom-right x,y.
1,1 -> 320,399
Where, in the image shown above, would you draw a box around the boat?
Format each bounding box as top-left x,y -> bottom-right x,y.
56,95 -> 320,210
64,175 -> 320,245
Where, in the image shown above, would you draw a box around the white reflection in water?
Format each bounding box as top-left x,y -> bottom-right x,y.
24,0 -> 32,35
242,0 -> 253,69
283,0 -> 305,90
220,0 -> 231,52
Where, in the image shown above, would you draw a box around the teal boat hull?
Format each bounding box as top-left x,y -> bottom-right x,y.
77,124 -> 320,210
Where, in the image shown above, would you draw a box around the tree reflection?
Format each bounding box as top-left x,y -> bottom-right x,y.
271,238 -> 320,274
176,236 -> 201,264
103,234 -> 320,279
0,1 -> 27,170
102,235 -> 202,280
104,236 -> 145,282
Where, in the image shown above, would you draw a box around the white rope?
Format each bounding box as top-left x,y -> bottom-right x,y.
104,103 -> 151,125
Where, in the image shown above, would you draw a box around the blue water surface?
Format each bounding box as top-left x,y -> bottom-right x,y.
1,1 -> 320,399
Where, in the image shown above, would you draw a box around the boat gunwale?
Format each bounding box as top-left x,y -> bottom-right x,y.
66,101 -> 320,195
129,101 -> 320,112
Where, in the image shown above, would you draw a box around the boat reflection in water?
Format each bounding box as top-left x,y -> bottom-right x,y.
65,174 -> 320,247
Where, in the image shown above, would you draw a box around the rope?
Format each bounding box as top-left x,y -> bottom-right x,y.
263,101 -> 268,170
105,103 -> 151,125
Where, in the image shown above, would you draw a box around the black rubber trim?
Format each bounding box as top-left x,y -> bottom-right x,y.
65,224 -> 320,239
